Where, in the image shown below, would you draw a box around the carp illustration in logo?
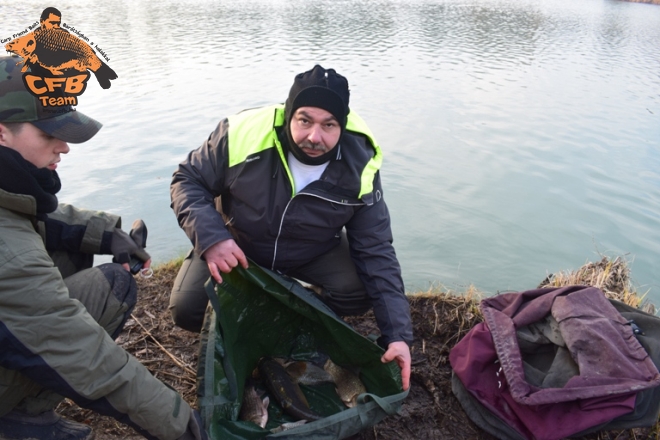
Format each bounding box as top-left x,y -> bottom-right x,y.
5,7 -> 117,89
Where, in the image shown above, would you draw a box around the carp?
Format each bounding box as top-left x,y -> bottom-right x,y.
5,27 -> 117,89
277,358 -> 335,386
238,380 -> 269,428
258,357 -> 323,422
323,359 -> 367,408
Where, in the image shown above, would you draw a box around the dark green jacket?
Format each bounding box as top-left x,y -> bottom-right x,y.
0,183 -> 191,440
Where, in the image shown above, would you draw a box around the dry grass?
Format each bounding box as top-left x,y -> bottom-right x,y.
538,255 -> 655,314
408,286 -> 483,356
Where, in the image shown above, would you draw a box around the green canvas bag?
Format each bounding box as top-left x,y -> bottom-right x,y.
197,262 -> 408,440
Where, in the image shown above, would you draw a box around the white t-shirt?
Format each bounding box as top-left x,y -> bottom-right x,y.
288,152 -> 329,195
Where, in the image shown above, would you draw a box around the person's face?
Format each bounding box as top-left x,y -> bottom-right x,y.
41,13 -> 61,30
0,122 -> 69,170
289,107 -> 341,157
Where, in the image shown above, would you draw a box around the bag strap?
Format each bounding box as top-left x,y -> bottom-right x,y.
268,390 -> 409,438
203,277 -> 240,400
357,391 -> 403,417
204,277 -> 221,314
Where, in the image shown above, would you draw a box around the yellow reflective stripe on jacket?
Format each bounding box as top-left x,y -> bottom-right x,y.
227,104 -> 383,200
226,105 -> 282,167
345,111 -> 383,199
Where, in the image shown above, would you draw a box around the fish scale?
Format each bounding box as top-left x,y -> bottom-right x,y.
323,359 -> 367,408
34,28 -> 101,69
239,380 -> 269,428
5,27 -> 117,89
258,357 -> 323,422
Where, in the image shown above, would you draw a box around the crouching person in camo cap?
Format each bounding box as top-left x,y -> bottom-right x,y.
0,55 -> 207,440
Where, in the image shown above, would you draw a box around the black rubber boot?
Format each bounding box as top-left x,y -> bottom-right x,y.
0,409 -> 93,440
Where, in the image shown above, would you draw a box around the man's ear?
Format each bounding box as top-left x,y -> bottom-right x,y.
0,123 -> 9,143
0,122 -> 23,141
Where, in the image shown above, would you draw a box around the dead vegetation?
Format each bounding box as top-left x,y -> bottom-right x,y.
57,255 -> 660,439
538,256 -> 655,314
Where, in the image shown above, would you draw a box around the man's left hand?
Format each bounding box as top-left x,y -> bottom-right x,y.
111,219 -> 151,273
121,258 -> 152,273
381,341 -> 411,390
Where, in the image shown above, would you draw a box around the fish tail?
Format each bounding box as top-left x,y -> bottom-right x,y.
93,62 -> 117,89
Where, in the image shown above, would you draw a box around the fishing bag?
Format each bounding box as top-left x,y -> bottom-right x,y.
449,285 -> 660,440
197,262 -> 408,440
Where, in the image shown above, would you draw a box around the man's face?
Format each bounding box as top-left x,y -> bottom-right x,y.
289,106 -> 341,157
41,13 -> 61,30
0,122 -> 69,170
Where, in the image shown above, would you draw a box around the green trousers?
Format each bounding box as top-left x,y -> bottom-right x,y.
0,262 -> 136,415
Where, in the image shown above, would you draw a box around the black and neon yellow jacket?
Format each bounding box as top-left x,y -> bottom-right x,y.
171,104 -> 413,346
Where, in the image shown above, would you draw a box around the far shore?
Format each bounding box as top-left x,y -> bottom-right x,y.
620,0 -> 660,4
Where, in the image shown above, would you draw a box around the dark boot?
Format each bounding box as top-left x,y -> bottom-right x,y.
0,409 -> 93,440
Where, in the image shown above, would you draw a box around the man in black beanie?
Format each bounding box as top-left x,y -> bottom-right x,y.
170,65 -> 413,390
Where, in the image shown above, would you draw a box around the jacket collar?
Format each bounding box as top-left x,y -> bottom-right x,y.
0,187 -> 38,216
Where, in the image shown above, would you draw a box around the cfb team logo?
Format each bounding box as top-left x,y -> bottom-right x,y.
3,7 -> 117,107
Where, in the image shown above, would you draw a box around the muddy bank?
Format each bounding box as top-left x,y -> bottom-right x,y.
58,257 -> 659,439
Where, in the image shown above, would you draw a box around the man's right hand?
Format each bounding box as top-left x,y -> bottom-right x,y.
203,239 -> 248,284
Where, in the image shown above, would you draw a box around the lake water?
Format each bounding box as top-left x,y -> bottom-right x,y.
2,0 -> 659,301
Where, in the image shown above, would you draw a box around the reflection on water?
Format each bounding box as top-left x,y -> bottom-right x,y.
1,0 -> 659,300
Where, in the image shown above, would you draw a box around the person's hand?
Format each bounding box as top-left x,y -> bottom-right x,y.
381,341 -> 411,391
202,239 -> 248,284
111,219 -> 151,273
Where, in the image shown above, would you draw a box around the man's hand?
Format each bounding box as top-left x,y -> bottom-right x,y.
203,239 -> 248,284
381,341 -> 411,391
120,258 -> 152,273
111,219 -> 151,274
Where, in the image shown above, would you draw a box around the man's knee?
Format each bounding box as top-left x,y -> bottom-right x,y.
69,263 -> 137,339
169,251 -> 211,333
169,294 -> 206,333
98,263 -> 138,305
288,240 -> 371,317
317,265 -> 371,316
97,263 -> 138,313
98,263 -> 137,339
320,285 -> 371,316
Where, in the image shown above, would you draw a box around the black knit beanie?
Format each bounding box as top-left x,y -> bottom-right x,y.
285,65 -> 350,130
283,65 -> 350,165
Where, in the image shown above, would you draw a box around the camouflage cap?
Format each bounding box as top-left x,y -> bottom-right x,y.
0,55 -> 101,143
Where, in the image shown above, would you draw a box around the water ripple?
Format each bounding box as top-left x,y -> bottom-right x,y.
2,0 -> 659,299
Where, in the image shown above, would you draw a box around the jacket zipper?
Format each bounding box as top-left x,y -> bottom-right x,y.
270,192 -> 363,270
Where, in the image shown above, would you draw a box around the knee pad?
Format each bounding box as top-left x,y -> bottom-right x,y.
97,263 -> 138,313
